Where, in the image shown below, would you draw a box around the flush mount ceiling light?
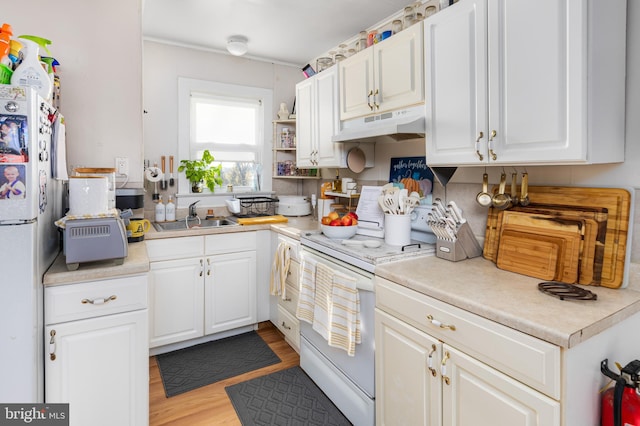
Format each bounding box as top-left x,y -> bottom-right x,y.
227,36 -> 249,56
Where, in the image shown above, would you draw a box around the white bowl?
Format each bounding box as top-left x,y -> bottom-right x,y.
321,224 -> 358,239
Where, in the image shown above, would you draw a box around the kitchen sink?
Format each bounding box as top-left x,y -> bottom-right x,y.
153,217 -> 238,232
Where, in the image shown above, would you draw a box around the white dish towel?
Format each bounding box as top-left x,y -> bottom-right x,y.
270,241 -> 290,299
328,272 -> 361,356
311,262 -> 334,340
296,256 -> 317,324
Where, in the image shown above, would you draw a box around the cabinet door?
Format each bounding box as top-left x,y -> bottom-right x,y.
375,309 -> 442,426
339,51 -> 375,120
45,310 -> 148,426
314,66 -> 342,167
425,0 -> 488,166
442,345 -> 560,426
149,257 -> 204,348
376,22 -> 424,113
295,77 -> 315,167
204,251 -> 257,335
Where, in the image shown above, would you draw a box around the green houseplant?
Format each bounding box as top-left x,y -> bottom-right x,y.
177,150 -> 223,193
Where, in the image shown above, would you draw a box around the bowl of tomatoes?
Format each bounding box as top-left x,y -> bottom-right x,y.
320,212 -> 358,239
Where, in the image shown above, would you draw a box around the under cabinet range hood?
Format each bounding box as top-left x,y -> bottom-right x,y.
332,105 -> 426,143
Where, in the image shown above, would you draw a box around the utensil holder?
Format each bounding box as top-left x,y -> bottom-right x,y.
435,222 -> 482,262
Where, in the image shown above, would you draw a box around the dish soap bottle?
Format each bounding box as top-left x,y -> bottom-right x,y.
10,38 -> 52,100
165,195 -> 176,221
155,195 -> 166,222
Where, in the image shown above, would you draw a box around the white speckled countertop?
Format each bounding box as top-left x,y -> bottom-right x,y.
375,256 -> 640,348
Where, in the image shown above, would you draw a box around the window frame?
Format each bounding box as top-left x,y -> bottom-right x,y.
177,77 -> 273,203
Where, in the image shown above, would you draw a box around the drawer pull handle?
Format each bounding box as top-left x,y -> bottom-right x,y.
82,295 -> 117,305
283,297 -> 292,302
427,344 -> 437,377
427,315 -> 456,331
49,330 -> 56,361
441,351 -> 450,385
475,131 -> 484,161
281,321 -> 291,330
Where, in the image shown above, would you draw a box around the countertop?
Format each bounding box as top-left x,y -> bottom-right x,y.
375,256 -> 640,349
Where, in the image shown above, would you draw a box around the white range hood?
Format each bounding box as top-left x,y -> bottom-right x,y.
332,105 -> 425,143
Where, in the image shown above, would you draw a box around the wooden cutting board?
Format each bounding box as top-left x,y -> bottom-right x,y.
236,215 -> 289,225
499,212 -> 582,283
496,229 -> 562,280
509,204 -> 608,285
483,186 -> 630,288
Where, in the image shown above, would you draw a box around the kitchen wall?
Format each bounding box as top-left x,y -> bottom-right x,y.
8,0 -> 144,184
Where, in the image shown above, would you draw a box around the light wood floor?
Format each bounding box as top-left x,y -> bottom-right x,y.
149,322 -> 300,426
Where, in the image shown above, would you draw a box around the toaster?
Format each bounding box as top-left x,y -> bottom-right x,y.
63,217 -> 128,270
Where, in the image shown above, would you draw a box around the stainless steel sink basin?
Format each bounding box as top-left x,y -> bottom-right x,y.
153,217 -> 238,232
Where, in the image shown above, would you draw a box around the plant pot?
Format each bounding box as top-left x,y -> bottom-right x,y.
191,181 -> 204,193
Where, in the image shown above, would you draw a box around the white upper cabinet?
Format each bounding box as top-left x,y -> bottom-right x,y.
296,65 -> 343,168
424,0 -> 627,166
339,23 -> 424,120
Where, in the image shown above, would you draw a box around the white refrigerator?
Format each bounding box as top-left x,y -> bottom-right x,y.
0,85 -> 63,402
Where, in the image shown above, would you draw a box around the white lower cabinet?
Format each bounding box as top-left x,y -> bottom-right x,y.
44,275 -> 148,426
271,234 -> 301,352
375,277 -> 560,426
146,232 -> 257,350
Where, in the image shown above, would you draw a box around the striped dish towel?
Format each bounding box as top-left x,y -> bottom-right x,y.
328,272 -> 361,356
296,257 -> 317,324
270,241 -> 291,299
312,262 -> 334,340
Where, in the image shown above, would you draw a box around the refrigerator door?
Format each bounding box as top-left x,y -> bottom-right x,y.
0,221 -> 43,402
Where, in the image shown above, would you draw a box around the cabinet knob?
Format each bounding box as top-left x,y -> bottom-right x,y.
488,130 -> 498,161
81,295 -> 117,305
427,314 -> 456,331
281,321 -> 291,330
367,90 -> 374,111
373,89 -> 380,109
427,344 -> 437,377
49,329 -> 57,361
441,351 -> 450,385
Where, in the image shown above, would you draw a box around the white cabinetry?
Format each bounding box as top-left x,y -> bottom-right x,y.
424,0 -> 626,166
375,277 -> 560,426
339,22 -> 424,120
44,275 -> 148,426
271,234 -> 301,352
296,65 -> 343,168
272,119 -> 319,179
146,232 -> 257,352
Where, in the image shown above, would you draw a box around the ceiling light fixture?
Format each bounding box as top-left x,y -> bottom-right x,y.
227,36 -> 249,56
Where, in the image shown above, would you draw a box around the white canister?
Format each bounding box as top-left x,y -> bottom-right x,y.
384,213 -> 411,246
68,176 -> 109,215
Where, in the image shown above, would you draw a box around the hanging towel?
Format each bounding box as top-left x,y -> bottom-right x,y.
312,263 -> 334,340
296,257 -> 317,324
270,241 -> 291,299
328,272 -> 361,356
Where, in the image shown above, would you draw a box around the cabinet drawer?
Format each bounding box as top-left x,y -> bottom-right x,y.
375,277 -> 561,399
146,236 -> 204,261
280,235 -> 300,262
276,305 -> 300,352
205,232 -> 255,255
45,275 -> 148,324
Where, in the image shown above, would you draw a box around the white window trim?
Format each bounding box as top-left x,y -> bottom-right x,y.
177,77 -> 273,207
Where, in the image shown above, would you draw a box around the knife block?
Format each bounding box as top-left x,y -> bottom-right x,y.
436,222 -> 482,262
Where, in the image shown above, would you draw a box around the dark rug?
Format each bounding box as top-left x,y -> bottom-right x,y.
156,331 -> 281,397
225,366 -> 352,426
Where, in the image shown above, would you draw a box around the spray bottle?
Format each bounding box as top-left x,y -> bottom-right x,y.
10,37 -> 52,100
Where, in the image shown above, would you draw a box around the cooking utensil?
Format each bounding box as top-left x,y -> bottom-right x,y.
492,173 -> 510,210
152,162 -> 159,200
509,172 -> 518,207
160,156 -> 167,190
476,173 -> 493,207
519,172 -> 530,206
169,155 -> 175,186
383,193 -> 398,214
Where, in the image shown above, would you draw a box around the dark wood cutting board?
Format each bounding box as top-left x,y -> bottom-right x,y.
483,186 -> 630,288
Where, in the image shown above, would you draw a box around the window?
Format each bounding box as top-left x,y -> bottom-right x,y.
178,78 -> 273,196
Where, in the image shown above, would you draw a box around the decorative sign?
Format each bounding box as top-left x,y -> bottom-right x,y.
389,156 -> 433,196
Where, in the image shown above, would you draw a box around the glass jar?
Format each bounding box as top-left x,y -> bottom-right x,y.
392,19 -> 403,34
358,31 -> 368,51
316,56 -> 333,72
404,6 -> 417,27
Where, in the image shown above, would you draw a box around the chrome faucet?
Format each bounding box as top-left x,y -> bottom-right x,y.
188,200 -> 200,219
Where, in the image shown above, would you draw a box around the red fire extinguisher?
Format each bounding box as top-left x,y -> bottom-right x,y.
601,359 -> 640,426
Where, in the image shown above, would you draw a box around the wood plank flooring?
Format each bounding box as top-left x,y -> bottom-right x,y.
149,322 -> 300,425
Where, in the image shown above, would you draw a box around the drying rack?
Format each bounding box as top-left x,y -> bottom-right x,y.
234,196 -> 279,217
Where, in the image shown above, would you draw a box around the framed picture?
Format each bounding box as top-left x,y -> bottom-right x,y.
389,156 -> 433,196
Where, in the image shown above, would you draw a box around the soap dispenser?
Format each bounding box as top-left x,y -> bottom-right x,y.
155,195 -> 166,222
165,195 -> 176,221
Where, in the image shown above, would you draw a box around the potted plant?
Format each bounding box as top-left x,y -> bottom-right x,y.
177,150 -> 223,193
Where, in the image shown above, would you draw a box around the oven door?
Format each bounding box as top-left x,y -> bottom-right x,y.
298,247 -> 375,398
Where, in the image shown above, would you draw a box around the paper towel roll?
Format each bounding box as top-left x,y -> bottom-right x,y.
68,176 -> 109,215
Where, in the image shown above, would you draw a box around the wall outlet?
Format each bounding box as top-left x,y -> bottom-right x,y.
115,157 -> 129,175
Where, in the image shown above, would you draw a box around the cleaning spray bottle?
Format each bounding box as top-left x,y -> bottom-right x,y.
10,37 -> 52,100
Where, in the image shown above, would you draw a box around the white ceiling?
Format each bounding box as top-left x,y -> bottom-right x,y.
142,0 -> 414,67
